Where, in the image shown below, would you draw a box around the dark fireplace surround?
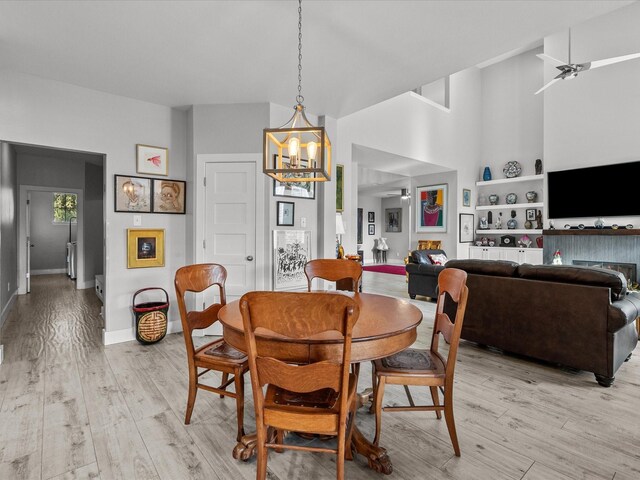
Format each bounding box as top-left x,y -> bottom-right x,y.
544,229 -> 640,285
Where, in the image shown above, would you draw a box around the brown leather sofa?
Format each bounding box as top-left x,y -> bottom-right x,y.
445,259 -> 639,386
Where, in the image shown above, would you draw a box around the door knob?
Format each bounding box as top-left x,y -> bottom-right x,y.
246,255 -> 254,261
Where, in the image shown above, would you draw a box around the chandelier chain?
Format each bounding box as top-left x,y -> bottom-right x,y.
296,0 -> 304,105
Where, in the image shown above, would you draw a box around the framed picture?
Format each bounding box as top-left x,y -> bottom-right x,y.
277,201 -> 295,226
385,208 -> 402,233
136,144 -> 168,176
273,230 -> 311,290
368,224 -> 375,235
114,175 -> 152,212
336,164 -> 344,212
127,229 -> 165,268
357,208 -> 363,244
459,213 -> 474,243
462,188 -> 471,207
368,211 -> 375,223
416,183 -> 447,233
152,179 -> 186,214
526,208 -> 536,221
273,155 -> 315,199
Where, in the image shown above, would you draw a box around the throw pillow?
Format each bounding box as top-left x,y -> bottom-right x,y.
428,253 -> 448,266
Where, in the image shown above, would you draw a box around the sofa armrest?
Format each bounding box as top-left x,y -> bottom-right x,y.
608,298 -> 639,332
406,263 -> 444,276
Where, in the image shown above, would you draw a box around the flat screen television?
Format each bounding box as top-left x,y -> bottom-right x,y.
547,160 -> 640,219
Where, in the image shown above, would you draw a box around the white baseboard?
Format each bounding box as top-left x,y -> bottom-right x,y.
0,344 -> 3,365
102,320 -> 182,346
0,290 -> 17,331
31,268 -> 67,275
77,279 -> 95,290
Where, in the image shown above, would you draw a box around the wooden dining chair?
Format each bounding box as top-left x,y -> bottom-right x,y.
239,291 -> 360,480
174,264 -> 248,441
304,258 -> 363,292
371,268 -> 468,456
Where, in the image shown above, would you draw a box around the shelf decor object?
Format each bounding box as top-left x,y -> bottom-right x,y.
503,161 -> 522,178
483,166 -> 492,181
506,193 -> 517,204
263,0 -> 330,183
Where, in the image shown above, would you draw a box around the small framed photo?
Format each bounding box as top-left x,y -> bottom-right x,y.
115,175 -> 152,212
368,224 -> 375,235
462,188 -> 471,207
385,208 -> 402,233
459,213 -> 474,243
277,201 -> 295,226
152,179 -> 186,214
368,211 -> 375,223
526,209 -> 536,221
137,144 -> 168,176
127,229 -> 165,268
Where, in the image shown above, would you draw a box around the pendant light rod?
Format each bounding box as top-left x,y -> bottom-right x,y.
296,0 -> 304,105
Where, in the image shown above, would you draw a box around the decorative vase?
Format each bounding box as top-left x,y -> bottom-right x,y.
536,236 -> 543,248
524,220 -> 533,229
506,193 -> 517,204
488,194 -> 498,205
507,219 -> 517,229
482,166 -> 492,181
594,218 -> 604,229
525,191 -> 537,203
378,237 -> 389,250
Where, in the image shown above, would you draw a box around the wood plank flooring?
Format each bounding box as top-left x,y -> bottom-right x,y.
0,273 -> 638,479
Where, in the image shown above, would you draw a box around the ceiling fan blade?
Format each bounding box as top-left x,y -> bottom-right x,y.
534,78 -> 561,95
536,53 -> 566,67
578,52 -> 640,71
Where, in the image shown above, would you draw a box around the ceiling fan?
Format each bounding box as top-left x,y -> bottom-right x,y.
535,29 -> 640,94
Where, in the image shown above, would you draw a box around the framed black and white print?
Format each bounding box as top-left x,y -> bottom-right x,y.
526,209 -> 536,221
368,212 -> 375,223
277,201 -> 295,226
368,224 -> 375,235
459,213 -> 474,243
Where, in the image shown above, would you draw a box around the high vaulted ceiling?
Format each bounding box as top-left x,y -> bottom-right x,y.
0,1 -> 633,118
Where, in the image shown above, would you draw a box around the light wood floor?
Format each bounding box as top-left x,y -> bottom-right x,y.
0,273 -> 639,480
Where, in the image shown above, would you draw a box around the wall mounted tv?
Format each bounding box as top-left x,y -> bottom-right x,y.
548,160 -> 640,219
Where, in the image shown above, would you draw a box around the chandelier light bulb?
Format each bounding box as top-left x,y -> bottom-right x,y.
307,141 -> 317,164
288,137 -> 300,166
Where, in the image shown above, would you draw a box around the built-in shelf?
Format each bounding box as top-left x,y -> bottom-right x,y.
476,174 -> 544,187
476,202 -> 543,211
478,229 -> 543,235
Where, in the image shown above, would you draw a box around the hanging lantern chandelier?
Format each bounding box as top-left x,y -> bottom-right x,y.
263,0 -> 331,183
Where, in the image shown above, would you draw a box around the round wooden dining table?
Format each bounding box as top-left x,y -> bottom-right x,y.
218,291 -> 423,475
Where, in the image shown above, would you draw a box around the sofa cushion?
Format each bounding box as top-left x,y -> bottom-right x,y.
428,253 -> 449,265
411,249 -> 445,264
517,264 -> 627,300
445,259 -> 519,277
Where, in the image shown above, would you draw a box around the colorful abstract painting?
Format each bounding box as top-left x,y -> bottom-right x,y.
416,184 -> 447,232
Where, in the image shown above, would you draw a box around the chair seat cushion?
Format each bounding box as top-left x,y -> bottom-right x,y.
195,338 -> 247,364
265,374 -> 356,412
375,348 -> 445,376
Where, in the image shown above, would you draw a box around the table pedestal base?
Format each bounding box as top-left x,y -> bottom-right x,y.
232,426 -> 393,475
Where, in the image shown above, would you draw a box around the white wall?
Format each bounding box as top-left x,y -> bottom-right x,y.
0,142 -> 18,328
358,194 -> 381,264
380,196 -> 409,264
543,2 -> 640,227
0,71 -> 187,339
338,67 -> 483,258
29,190 -> 71,272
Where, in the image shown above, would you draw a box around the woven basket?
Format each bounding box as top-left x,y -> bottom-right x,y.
132,288 -> 169,344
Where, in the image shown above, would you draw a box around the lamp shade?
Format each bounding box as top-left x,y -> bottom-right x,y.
336,213 -> 346,235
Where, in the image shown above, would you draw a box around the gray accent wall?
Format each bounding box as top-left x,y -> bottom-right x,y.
0,142 -> 18,328
29,190 -> 73,271
84,163 -> 104,280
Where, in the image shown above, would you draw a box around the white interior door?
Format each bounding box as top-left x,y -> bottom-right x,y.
202,162 -> 256,333
26,192 -> 31,293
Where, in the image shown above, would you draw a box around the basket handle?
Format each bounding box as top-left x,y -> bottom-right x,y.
133,287 -> 169,305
